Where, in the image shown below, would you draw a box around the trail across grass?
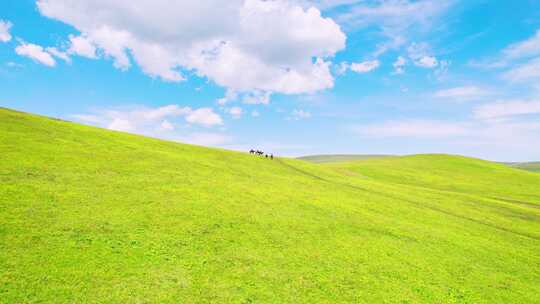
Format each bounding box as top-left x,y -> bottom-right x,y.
1,108 -> 539,303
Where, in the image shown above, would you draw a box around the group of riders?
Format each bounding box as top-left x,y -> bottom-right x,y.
249,149 -> 274,160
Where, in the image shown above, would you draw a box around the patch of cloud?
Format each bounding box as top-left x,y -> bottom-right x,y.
72,105 -> 230,147
407,42 -> 438,68
226,106 -> 243,119
473,99 -> 540,120
392,56 -> 406,74
185,108 -> 223,127
434,86 -> 490,101
293,0 -> 360,10
350,60 -> 380,73
335,61 -> 350,75
503,29 -> 540,60
251,110 -> 260,117
0,20 -> 12,42
160,120 -> 174,131
217,89 -> 238,106
471,28 -> 540,70
15,42 -> 56,67
73,104 -> 222,132
353,119 -> 467,138
288,109 -> 312,120
241,90 -> 272,105
68,34 -> 97,59
338,60 -> 380,74
502,57 -> 540,83
108,118 -> 134,132
415,55 -> 437,68
37,0 -> 346,99
335,0 -> 453,55
46,47 -> 72,63
176,132 -> 232,146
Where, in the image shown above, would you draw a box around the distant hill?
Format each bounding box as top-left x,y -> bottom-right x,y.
503,162 -> 540,173
297,154 -> 393,163
1,107 -> 539,303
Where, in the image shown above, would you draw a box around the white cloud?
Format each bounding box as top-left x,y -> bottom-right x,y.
108,118 -> 134,132
503,29 -> 540,59
0,20 -> 12,42
336,61 -> 350,75
289,109 -> 312,120
37,0 -> 346,96
337,0 -> 453,30
177,132 -> 232,146
71,105 -> 230,147
293,0 -> 359,10
68,34 -> 97,59
472,29 -> 540,72
227,107 -> 243,119
474,100 -> 540,120
350,60 -> 380,73
407,42 -> 438,68
502,57 -> 540,82
160,120 -> 174,131
392,56 -> 406,74
434,86 -> 490,101
353,120 -> 467,138
217,89 -> 238,106
46,47 -> 72,63
251,110 -> 260,117
337,60 -> 380,74
415,55 -> 438,68
15,42 -> 56,67
335,0 -> 453,55
142,104 -> 192,120
185,108 -> 223,127
242,90 -> 272,105
72,104 -> 222,132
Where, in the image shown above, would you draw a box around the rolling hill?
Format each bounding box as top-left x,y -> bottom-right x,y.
504,162 -> 540,173
1,107 -> 539,303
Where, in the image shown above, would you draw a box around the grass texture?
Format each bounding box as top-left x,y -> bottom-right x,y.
1,108 -> 539,303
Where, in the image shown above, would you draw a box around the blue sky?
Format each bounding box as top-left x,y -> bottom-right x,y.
1,0 -> 540,161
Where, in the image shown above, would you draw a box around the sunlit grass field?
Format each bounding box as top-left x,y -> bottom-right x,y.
1,107 -> 539,303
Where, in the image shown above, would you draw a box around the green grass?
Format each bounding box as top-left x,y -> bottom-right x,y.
297,154 -> 393,163
1,107 -> 539,303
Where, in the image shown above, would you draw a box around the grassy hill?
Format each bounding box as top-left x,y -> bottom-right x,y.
1,107 -> 539,303
297,154 -> 393,163
504,162 -> 540,173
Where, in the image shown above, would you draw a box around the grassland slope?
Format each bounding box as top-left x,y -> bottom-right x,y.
325,154 -> 540,203
1,108 -> 539,303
